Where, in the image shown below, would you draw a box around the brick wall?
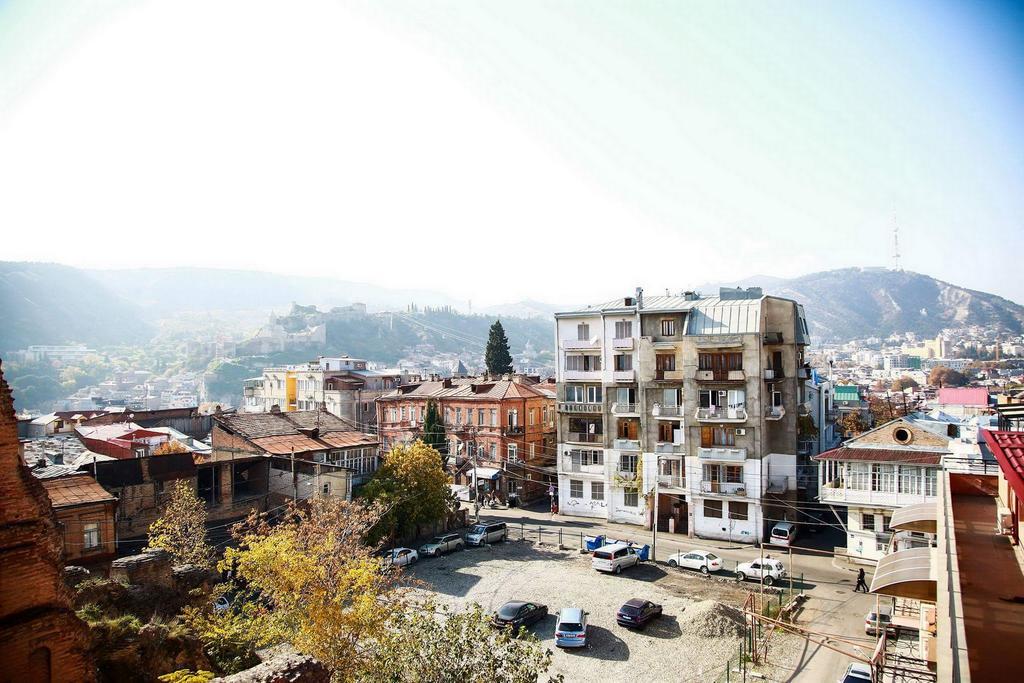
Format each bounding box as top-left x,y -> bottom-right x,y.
0,361 -> 94,682
55,502 -> 117,565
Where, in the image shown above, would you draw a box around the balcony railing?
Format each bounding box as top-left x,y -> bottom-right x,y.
763,368 -> 785,380
613,438 -> 641,451
652,404 -> 683,418
763,332 -> 784,344
695,406 -> 747,422
558,401 -> 603,414
561,457 -> 604,474
765,475 -> 795,494
503,426 -> 524,436
563,370 -> 602,381
566,432 -> 601,444
764,405 -> 786,420
611,369 -> 635,382
612,337 -> 634,350
700,481 -> 747,496
655,369 -> 685,381
610,402 -> 638,415
657,474 -> 685,489
562,338 -> 601,350
697,447 -> 747,462
819,479 -> 936,506
655,442 -> 684,454
695,370 -> 745,382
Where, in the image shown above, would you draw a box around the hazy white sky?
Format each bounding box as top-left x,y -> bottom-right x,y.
1,0 -> 1022,306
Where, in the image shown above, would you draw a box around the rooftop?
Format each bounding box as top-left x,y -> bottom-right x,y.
380,376 -> 555,402
937,387 -> 989,408
41,474 -> 117,508
215,409 -> 377,455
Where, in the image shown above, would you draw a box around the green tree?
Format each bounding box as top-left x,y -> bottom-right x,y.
359,441 -> 455,543
147,480 -> 214,567
421,399 -> 447,465
369,601 -> 558,683
484,320 -> 513,375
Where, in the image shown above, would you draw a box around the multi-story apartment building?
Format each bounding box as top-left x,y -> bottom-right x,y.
377,375 -> 556,502
242,356 -> 405,427
555,287 -> 810,543
816,415 -> 947,561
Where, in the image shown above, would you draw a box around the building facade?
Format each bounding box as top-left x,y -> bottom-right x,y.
377,375 -> 557,502
554,287 -> 809,543
39,474 -> 118,566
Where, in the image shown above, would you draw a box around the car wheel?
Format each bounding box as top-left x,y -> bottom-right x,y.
668,559 -> 678,568
457,543 -> 464,551
434,550 -> 442,558
737,571 -> 747,582
614,565 -> 622,575
700,565 -> 709,575
764,575 -> 774,586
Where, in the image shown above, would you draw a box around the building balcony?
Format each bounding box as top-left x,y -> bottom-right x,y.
611,369 -> 635,382
503,426 -> 525,436
765,476 -> 795,494
700,481 -> 747,496
798,367 -> 812,380
763,369 -> 785,381
763,332 -> 784,344
652,404 -> 683,418
563,370 -> 602,381
613,438 -> 641,451
566,432 -> 602,444
654,369 -> 685,381
562,338 -> 601,350
558,401 -> 603,414
654,442 -> 684,454
819,480 -> 936,507
612,337 -> 634,350
694,370 -> 746,382
657,474 -> 686,490
764,405 -> 786,420
560,457 -> 605,475
697,446 -> 747,463
695,406 -> 747,422
610,402 -> 639,415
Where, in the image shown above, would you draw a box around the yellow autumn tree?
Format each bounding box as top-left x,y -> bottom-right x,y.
148,479 -> 213,567
221,498 -> 406,676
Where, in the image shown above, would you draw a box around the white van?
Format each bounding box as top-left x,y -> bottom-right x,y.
768,521 -> 797,547
591,543 -> 640,574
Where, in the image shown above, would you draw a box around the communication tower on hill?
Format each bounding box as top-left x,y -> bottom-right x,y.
892,213 -> 903,272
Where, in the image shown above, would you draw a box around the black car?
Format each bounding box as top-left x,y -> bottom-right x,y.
492,601 -> 548,631
616,598 -> 663,628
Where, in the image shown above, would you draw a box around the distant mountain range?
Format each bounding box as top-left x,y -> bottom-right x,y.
1,262 -> 1023,352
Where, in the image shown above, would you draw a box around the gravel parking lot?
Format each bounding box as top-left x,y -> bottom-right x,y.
408,538 -> 759,682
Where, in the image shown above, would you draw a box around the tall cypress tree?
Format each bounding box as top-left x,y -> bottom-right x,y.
485,320 -> 514,375
421,398 -> 447,465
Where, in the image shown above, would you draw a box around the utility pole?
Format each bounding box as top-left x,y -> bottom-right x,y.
472,428 -> 480,523
651,459 -> 660,564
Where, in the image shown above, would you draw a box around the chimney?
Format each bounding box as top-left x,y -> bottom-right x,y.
635,287 -> 644,310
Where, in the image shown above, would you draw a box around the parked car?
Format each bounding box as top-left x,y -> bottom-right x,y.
492,601 -> 548,631
735,558 -> 786,586
213,595 -> 231,612
466,522 -> 508,547
381,547 -> 419,567
838,662 -> 872,683
666,549 -> 722,574
419,533 -> 464,557
768,521 -> 798,547
615,598 -> 663,628
554,607 -> 588,648
864,604 -> 895,636
592,543 -> 640,574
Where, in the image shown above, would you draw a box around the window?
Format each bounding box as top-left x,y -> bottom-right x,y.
698,352 -> 743,376
662,388 -> 681,406
400,406 -> 407,421
729,501 -> 749,521
456,408 -> 463,425
614,354 -> 633,371
467,409 -> 474,425
655,354 -> 675,372
616,387 -> 636,406
615,321 -> 633,339
507,443 -> 519,462
508,409 -> 519,428
445,407 -> 452,424
591,481 -> 605,500
322,482 -> 331,496
529,409 -> 536,426
882,515 -> 891,531
701,426 -> 737,447
478,408 -> 485,425
569,449 -> 603,467
490,443 -> 497,459
624,490 -> 639,507
704,499 -> 723,518
893,427 -> 913,444
565,354 -> 601,371
620,454 -> 638,473
660,319 -> 676,336
529,443 -> 536,458
724,465 -> 743,483
570,479 -> 583,498
577,323 -> 590,341
83,523 -> 100,549
862,513 -> 876,531
617,418 -> 638,440
586,385 -> 602,403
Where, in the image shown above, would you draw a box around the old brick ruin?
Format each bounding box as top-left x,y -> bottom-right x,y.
0,360 -> 94,682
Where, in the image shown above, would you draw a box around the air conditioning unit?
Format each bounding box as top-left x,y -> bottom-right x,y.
410,420 -> 417,428
999,509 -> 1014,536
736,428 -> 747,436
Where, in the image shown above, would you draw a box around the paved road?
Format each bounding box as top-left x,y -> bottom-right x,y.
466,502 -> 878,681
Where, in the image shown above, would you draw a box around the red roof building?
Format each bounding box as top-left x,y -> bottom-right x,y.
983,430 -> 1024,545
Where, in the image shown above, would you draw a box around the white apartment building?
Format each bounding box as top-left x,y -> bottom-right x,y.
555,287 -> 810,543
242,357 -> 405,427
816,415 -> 947,561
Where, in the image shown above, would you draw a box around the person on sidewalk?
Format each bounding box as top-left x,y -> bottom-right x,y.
855,567 -> 869,592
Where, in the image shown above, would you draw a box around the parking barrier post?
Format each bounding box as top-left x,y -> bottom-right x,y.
559,528 -> 563,547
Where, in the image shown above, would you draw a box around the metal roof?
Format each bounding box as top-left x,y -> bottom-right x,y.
889,502 -> 938,534
685,297 -> 763,335
869,547 -> 936,601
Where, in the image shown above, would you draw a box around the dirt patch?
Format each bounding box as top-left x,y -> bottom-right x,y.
679,600 -> 745,638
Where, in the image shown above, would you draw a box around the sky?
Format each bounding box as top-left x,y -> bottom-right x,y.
1,0 -> 1022,306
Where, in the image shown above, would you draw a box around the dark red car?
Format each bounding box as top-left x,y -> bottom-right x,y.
616,598 -> 663,628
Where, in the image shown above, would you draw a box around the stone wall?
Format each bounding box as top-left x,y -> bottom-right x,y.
109,549 -> 173,588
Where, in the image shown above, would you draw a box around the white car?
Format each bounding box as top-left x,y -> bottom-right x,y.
592,543 -> 640,574
735,558 -> 786,586
838,662 -> 871,683
382,547 -> 419,567
666,549 -> 722,574
419,533 -> 465,557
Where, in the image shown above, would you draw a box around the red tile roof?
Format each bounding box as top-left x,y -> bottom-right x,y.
41,474 -> 117,508
937,387 -> 989,407
813,446 -> 944,465
983,430 -> 1024,502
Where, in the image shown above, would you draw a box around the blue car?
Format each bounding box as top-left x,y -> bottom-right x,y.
555,607 -> 588,648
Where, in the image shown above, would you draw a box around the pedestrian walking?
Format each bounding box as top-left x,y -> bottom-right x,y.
855,567 -> 869,592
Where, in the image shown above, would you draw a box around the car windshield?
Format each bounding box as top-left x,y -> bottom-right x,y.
772,528 -> 789,537
558,622 -> 582,632
428,537 -> 445,544
868,613 -> 891,622
470,525 -> 487,535
620,605 -> 640,615
497,604 -> 521,619
594,551 -> 612,559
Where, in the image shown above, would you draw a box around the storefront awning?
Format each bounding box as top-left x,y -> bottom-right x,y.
870,547 -> 936,602
889,502 -> 938,534
471,466 -> 501,480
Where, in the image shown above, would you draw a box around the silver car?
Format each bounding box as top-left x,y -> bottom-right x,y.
419,533 -> 465,557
